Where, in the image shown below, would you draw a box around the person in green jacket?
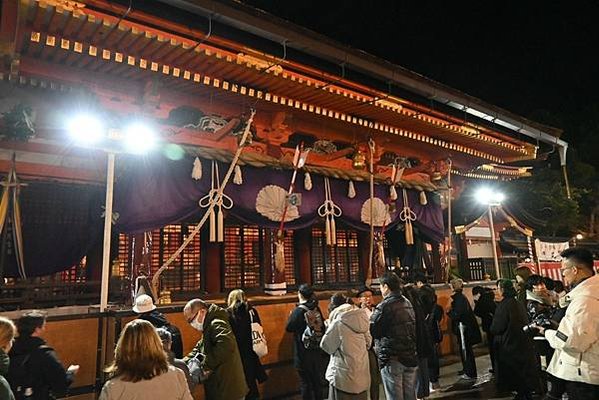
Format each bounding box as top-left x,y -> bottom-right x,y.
0,316 -> 16,400
183,299 -> 248,400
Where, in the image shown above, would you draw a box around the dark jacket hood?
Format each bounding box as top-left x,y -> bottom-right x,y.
301,298 -> 319,310
139,310 -> 169,327
10,336 -> 46,356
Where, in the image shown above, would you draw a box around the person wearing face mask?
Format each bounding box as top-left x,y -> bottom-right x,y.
537,248 -> 599,400
183,298 -> 248,400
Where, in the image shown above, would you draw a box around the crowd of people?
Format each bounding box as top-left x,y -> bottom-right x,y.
0,247 -> 597,400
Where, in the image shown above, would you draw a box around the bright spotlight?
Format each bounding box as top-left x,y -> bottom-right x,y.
493,192 -> 505,203
576,233 -> 584,240
476,188 -> 493,204
476,188 -> 504,205
124,122 -> 156,154
67,114 -> 104,144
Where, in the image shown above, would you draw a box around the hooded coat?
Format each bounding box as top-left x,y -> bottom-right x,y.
320,304 -> 371,394
8,336 -> 72,400
546,274 -> 599,385
0,350 -> 15,400
185,304 -> 248,400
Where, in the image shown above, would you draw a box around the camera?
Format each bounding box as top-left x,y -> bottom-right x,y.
522,314 -> 553,334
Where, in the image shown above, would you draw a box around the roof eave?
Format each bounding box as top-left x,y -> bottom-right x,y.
156,0 -> 567,155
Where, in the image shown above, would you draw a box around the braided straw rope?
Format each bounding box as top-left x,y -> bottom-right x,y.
151,110 -> 256,297
189,146 -> 439,192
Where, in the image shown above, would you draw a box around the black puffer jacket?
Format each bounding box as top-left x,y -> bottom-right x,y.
370,291 -> 418,368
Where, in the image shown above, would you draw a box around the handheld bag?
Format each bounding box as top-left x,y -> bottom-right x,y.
250,309 -> 268,358
186,353 -> 212,385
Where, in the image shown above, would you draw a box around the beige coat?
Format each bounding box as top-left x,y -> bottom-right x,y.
321,304 -> 372,394
99,366 -> 193,400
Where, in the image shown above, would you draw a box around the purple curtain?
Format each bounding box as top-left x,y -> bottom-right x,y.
114,155 -> 444,241
4,182 -> 104,278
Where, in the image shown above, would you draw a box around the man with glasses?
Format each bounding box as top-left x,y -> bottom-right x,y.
183,299 -> 248,400
537,248 -> 599,399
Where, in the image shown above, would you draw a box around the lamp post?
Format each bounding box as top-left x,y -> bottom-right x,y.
68,116 -> 156,312
477,188 -> 505,280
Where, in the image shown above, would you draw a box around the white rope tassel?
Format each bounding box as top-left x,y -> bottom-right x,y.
348,180 -> 356,198
318,177 -> 342,246
192,157 -> 203,180
304,172 -> 312,191
390,185 -> 398,201
199,161 -> 234,243
217,208 -> 224,242
400,189 -> 416,245
153,110 -> 255,296
233,165 -> 243,185
209,207 -> 216,242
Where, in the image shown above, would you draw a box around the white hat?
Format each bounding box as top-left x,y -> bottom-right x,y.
133,294 -> 156,314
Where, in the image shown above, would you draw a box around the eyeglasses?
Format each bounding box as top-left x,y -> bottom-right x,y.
186,310 -> 199,324
560,266 -> 574,276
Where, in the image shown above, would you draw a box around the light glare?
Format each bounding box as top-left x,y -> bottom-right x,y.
124,122 -> 156,154
476,187 -> 504,205
68,114 -> 103,144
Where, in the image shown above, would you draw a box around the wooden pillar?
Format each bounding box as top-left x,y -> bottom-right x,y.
294,227 -> 312,285
201,225 -> 221,294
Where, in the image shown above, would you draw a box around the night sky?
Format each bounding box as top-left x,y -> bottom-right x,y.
243,0 -> 599,162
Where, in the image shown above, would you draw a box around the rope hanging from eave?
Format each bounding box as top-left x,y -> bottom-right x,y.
152,110 -> 255,296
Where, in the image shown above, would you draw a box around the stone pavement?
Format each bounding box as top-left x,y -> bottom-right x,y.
287,353 -> 518,399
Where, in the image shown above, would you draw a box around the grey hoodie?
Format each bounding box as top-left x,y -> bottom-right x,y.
321,304 -> 372,394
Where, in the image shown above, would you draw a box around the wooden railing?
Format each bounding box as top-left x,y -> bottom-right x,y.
0,278 -> 132,310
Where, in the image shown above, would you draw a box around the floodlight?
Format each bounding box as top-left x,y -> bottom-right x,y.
476,188 -> 504,205
576,233 -> 584,240
67,114 -> 104,144
476,188 -> 493,205
124,122 -> 156,154
493,192 -> 505,203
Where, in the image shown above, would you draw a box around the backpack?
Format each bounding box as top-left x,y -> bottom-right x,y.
164,323 -> 183,359
298,305 -> 325,350
8,345 -> 50,400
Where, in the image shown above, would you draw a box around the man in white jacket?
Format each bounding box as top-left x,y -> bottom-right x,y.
539,247 -> 599,399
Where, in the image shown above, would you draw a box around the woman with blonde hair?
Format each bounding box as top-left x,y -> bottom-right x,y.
227,289 -> 267,399
0,316 -> 16,400
99,319 -> 192,400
